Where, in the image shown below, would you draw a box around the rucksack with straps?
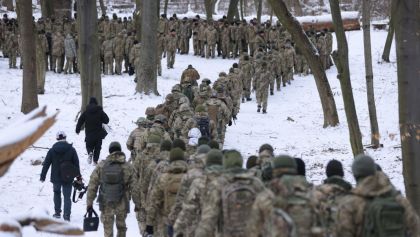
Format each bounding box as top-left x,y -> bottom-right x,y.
163,172 -> 185,215
146,126 -> 164,144
221,178 -> 258,237
196,117 -> 210,139
100,161 -> 124,204
362,193 -> 406,237
182,84 -> 194,102
267,207 -> 296,237
59,149 -> 79,183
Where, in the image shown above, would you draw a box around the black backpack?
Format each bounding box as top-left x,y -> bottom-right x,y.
100,161 -> 124,204
196,117 -> 210,139
59,150 -> 79,183
182,84 -> 194,102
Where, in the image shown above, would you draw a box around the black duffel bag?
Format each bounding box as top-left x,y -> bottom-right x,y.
83,208 -> 99,232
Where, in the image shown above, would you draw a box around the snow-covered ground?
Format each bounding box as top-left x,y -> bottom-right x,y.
0,28 -> 400,236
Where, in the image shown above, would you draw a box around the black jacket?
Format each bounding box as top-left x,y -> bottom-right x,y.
76,104 -> 110,143
40,141 -> 80,183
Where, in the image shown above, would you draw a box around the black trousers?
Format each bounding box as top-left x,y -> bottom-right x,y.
86,139 -> 102,162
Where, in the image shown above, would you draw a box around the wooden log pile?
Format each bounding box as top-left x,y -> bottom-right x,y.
297,11 -> 361,32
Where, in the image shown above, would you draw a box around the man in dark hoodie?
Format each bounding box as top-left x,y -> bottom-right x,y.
76,97 -> 110,164
40,131 -> 80,221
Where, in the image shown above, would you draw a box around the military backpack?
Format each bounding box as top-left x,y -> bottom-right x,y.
163,172 -> 185,216
100,161 -> 124,204
196,117 -> 210,139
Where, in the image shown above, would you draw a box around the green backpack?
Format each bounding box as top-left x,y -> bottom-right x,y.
100,161 -> 124,204
363,193 -> 406,237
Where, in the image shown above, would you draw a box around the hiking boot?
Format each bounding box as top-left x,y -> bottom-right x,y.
64,216 -> 70,222
53,213 -> 61,219
270,91 -> 274,96
257,106 -> 261,113
263,109 -> 267,114
242,98 -> 245,103
247,98 -> 252,101
88,152 -> 93,164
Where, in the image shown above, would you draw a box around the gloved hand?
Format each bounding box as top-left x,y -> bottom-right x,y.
167,225 -> 174,237
40,178 -> 45,183
228,120 -> 232,126
86,205 -> 93,212
145,225 -> 154,235
76,175 -> 82,181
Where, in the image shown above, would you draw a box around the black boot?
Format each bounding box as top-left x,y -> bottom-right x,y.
263,109 -> 267,114
257,106 -> 261,113
247,97 -> 252,101
270,91 -> 274,96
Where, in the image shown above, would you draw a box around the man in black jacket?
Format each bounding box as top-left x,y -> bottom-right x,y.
76,97 -> 110,164
40,131 -> 80,221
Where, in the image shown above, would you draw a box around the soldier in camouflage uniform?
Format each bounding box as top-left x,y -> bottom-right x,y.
282,40 -> 296,86
36,30 -> 48,94
86,142 -> 138,237
63,34 -> 76,74
179,18 -> 191,54
205,91 -> 231,147
126,117 -> 148,162
254,61 -> 272,113
324,29 -> 333,69
166,29 -> 177,69
145,148 -> 188,237
239,54 -> 253,102
194,150 -> 265,237
173,149 -> 224,237
124,32 -> 134,73
129,40 -> 141,81
102,36 -> 114,75
181,65 -> 200,86
204,22 -> 218,59
113,32 -> 125,75
52,31 -> 65,73
169,103 -> 194,141
336,155 -> 420,237
198,21 -> 207,58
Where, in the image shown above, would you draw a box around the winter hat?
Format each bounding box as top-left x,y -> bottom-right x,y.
223,150 -> 243,169
246,155 -> 258,169
170,148 -> 185,162
208,140 -> 220,149
195,105 -> 206,113
109,141 -> 122,153
352,154 -> 376,180
197,144 -> 211,154
160,140 -> 172,152
89,97 -> 98,105
56,131 -> 67,140
206,149 -> 223,167
326,160 -> 344,178
259,144 -> 274,156
198,136 -> 210,146
172,139 -> 186,151
294,158 -> 306,176
271,155 -> 297,177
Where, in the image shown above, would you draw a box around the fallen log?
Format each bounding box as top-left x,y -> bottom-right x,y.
297,11 -> 361,32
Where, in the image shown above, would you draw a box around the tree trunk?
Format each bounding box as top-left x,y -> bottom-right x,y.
396,0 -> 420,215
293,0 -> 303,16
163,0 -> 169,16
257,0 -> 262,24
18,0 -> 39,114
2,0 -> 14,11
136,0 -> 159,95
267,0 -> 339,128
381,0 -> 396,62
240,0 -> 244,20
40,0 -> 54,18
78,0 -> 102,109
52,0 -> 72,19
329,0 -> 364,156
205,0 -> 213,20
227,0 -> 240,23
362,0 -> 380,147
134,0 -> 142,41
98,0 -> 107,16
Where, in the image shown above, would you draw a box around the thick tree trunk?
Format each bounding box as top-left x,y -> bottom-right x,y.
78,0 -> 102,109
396,0 -> 420,215
240,0 -> 244,20
163,0 -> 169,16
293,0 -> 303,16
136,0 -> 159,95
382,0 -> 396,62
268,0 -> 339,128
257,0 -> 262,24
227,0 -> 240,23
2,0 -> 14,11
40,0 -> 53,18
98,0 -> 107,16
362,0 -> 380,147
134,0 -> 142,41
205,0 -> 213,20
329,0 -> 364,156
52,0 -> 72,19
18,0 -> 39,114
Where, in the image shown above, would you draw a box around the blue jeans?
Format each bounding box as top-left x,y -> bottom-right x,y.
53,182 -> 72,219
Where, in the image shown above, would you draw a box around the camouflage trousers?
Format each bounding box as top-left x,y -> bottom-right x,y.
104,55 -> 114,75
101,210 -> 127,237
167,50 -> 175,68
199,40 -> 205,57
193,38 -> 199,55
114,55 -> 123,74
52,55 -> 63,72
283,68 -> 293,85
206,43 -> 216,59
222,40 -> 229,58
256,89 -> 268,110
64,56 -> 74,74
180,37 -> 189,54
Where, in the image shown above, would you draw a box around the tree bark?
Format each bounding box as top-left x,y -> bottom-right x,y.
227,0 -> 240,23
98,0 -> 107,16
18,0 -> 39,114
396,0 -> 420,215
205,0 -> 213,20
52,0 -> 72,19
40,0 -> 53,18
78,0 -> 102,109
163,0 -> 169,16
381,0 -> 396,62
2,0 -> 14,11
134,0 -> 142,41
268,0 -> 339,128
329,0 -> 364,156
362,0 -> 380,147
293,0 -> 304,16
257,0 -> 263,24
240,0 -> 244,20
136,0 -> 159,95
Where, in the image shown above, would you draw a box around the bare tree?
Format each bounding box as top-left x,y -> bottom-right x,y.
329,0 -> 364,156
381,0 -> 396,62
362,0 -> 380,148
78,0 -> 102,109
396,0 -> 420,214
227,0 -> 240,23
136,0 -> 159,95
17,0 -> 39,114
205,0 -> 213,20
2,0 -> 13,11
99,0 -> 107,16
52,0 -> 72,19
40,0 -> 53,18
256,0 -> 262,23
267,0 -> 340,128
134,0 -> 142,41
163,0 -> 169,16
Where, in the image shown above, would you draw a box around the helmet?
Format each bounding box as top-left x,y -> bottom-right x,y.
179,103 -> 191,112
136,117 -> 147,125
154,114 -> 167,123
172,84 -> 182,93
178,97 -> 190,106
145,107 -> 155,116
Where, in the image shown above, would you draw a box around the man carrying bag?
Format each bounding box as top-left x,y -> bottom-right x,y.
40,131 -> 81,221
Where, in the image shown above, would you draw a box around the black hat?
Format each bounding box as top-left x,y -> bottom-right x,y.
294,158 -> 306,176
170,148 -> 185,162
326,160 -> 344,178
89,97 -> 98,105
246,156 -> 258,169
109,141 -> 122,153
173,139 -> 186,151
